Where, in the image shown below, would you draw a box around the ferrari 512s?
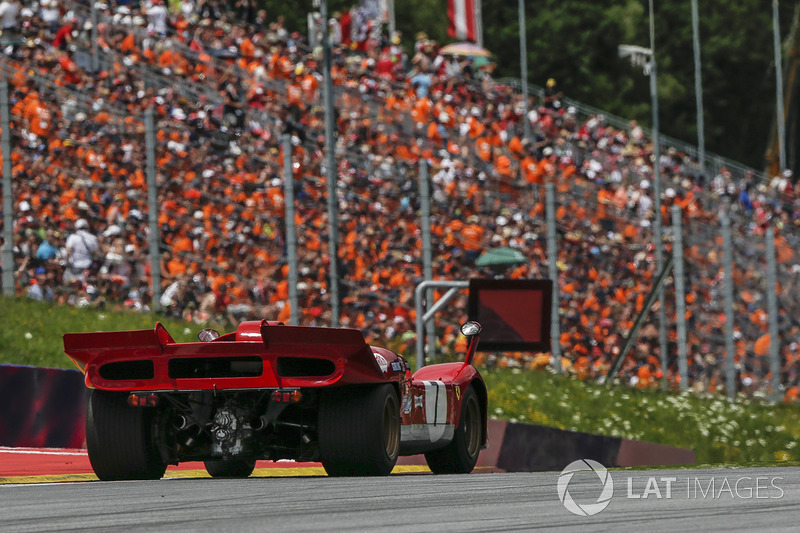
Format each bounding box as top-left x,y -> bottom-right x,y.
63,320 -> 488,479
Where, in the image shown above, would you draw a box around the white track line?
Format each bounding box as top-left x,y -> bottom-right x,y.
0,447 -> 87,456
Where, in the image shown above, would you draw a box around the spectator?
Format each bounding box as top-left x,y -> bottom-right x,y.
738,183 -> 754,215
146,0 -> 169,38
1,2 -> 796,398
544,77 -> 563,110
410,67 -> 432,99
0,0 -> 20,43
35,229 -> 59,262
64,219 -> 98,285
52,17 -> 76,50
39,0 -> 60,36
26,267 -> 53,302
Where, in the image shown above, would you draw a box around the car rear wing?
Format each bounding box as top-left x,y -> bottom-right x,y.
63,321 -> 389,391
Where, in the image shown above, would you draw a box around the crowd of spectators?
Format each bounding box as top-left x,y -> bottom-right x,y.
2,0 -> 800,399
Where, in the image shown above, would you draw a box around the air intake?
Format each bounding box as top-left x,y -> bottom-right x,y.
168,356 -> 263,379
276,357 -> 336,377
99,360 -> 155,381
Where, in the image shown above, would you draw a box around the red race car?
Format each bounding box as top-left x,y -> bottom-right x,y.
63,320 -> 487,480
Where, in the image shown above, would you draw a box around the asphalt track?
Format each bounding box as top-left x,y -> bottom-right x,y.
4,464 -> 800,532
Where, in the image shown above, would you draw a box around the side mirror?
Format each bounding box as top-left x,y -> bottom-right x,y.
460,321 -> 482,337
461,321 -> 482,365
198,328 -> 220,342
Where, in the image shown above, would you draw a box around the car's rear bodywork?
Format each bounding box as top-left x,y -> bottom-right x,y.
64,320 -> 488,479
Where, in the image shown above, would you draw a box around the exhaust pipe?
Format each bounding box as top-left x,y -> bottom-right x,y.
251,416 -> 268,431
175,417 -> 203,448
173,414 -> 190,430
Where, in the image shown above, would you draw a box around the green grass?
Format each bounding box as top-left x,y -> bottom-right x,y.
2,297 -> 799,466
0,297 -> 200,369
482,367 -> 800,466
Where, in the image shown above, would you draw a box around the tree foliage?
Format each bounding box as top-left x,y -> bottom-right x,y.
477,0 -> 796,170
256,0 -> 797,169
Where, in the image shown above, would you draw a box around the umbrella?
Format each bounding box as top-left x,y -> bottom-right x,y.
440,41 -> 491,58
472,56 -> 492,68
475,247 -> 528,267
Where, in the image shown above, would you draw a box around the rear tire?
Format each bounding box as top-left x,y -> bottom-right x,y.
204,458 -> 256,478
318,384 -> 400,476
86,389 -> 167,481
424,386 -> 481,474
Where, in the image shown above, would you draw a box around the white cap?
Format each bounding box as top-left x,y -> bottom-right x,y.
103,224 -> 122,237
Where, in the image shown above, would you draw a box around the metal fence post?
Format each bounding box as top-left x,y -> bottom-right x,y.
91,5 -> 99,72
320,0 -> 340,326
419,159 -> 436,360
546,183 -> 561,372
518,0 -> 530,140
1,82 -> 12,296
721,211 -> 736,399
690,0 -> 705,176
145,109 -> 162,312
283,134 -> 299,325
672,205 -> 688,391
773,0 -> 787,171
766,227 -> 781,401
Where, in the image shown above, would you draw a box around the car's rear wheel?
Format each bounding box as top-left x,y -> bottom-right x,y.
318,384 -> 400,476
204,458 -> 257,478
86,389 -> 167,481
424,386 -> 481,474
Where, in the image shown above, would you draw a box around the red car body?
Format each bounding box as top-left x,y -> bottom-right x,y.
64,320 -> 488,479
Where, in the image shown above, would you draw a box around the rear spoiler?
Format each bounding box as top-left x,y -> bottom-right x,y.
63,321 -> 389,391
63,323 -> 174,372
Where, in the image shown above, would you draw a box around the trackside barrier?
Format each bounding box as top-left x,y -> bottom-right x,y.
0,365 -> 87,448
399,418 -> 694,472
495,423 -> 695,472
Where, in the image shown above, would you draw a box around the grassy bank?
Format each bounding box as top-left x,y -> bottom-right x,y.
483,367 -> 800,465
0,297 -> 198,369
3,297 -> 799,465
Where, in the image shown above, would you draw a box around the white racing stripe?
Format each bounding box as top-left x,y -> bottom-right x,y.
0,447 -> 87,456
423,381 -> 448,441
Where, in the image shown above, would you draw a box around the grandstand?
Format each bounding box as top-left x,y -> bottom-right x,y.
1,0 -> 799,401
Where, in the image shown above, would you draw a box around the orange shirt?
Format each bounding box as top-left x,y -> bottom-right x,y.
462,224 -> 484,251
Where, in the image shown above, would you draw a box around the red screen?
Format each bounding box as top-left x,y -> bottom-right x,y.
477,289 -> 543,343
468,279 -> 552,352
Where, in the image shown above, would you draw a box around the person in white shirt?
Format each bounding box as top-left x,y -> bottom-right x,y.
64,218 -> 99,284
179,0 -> 195,20
40,0 -> 60,34
0,0 -> 20,41
146,0 -> 169,37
